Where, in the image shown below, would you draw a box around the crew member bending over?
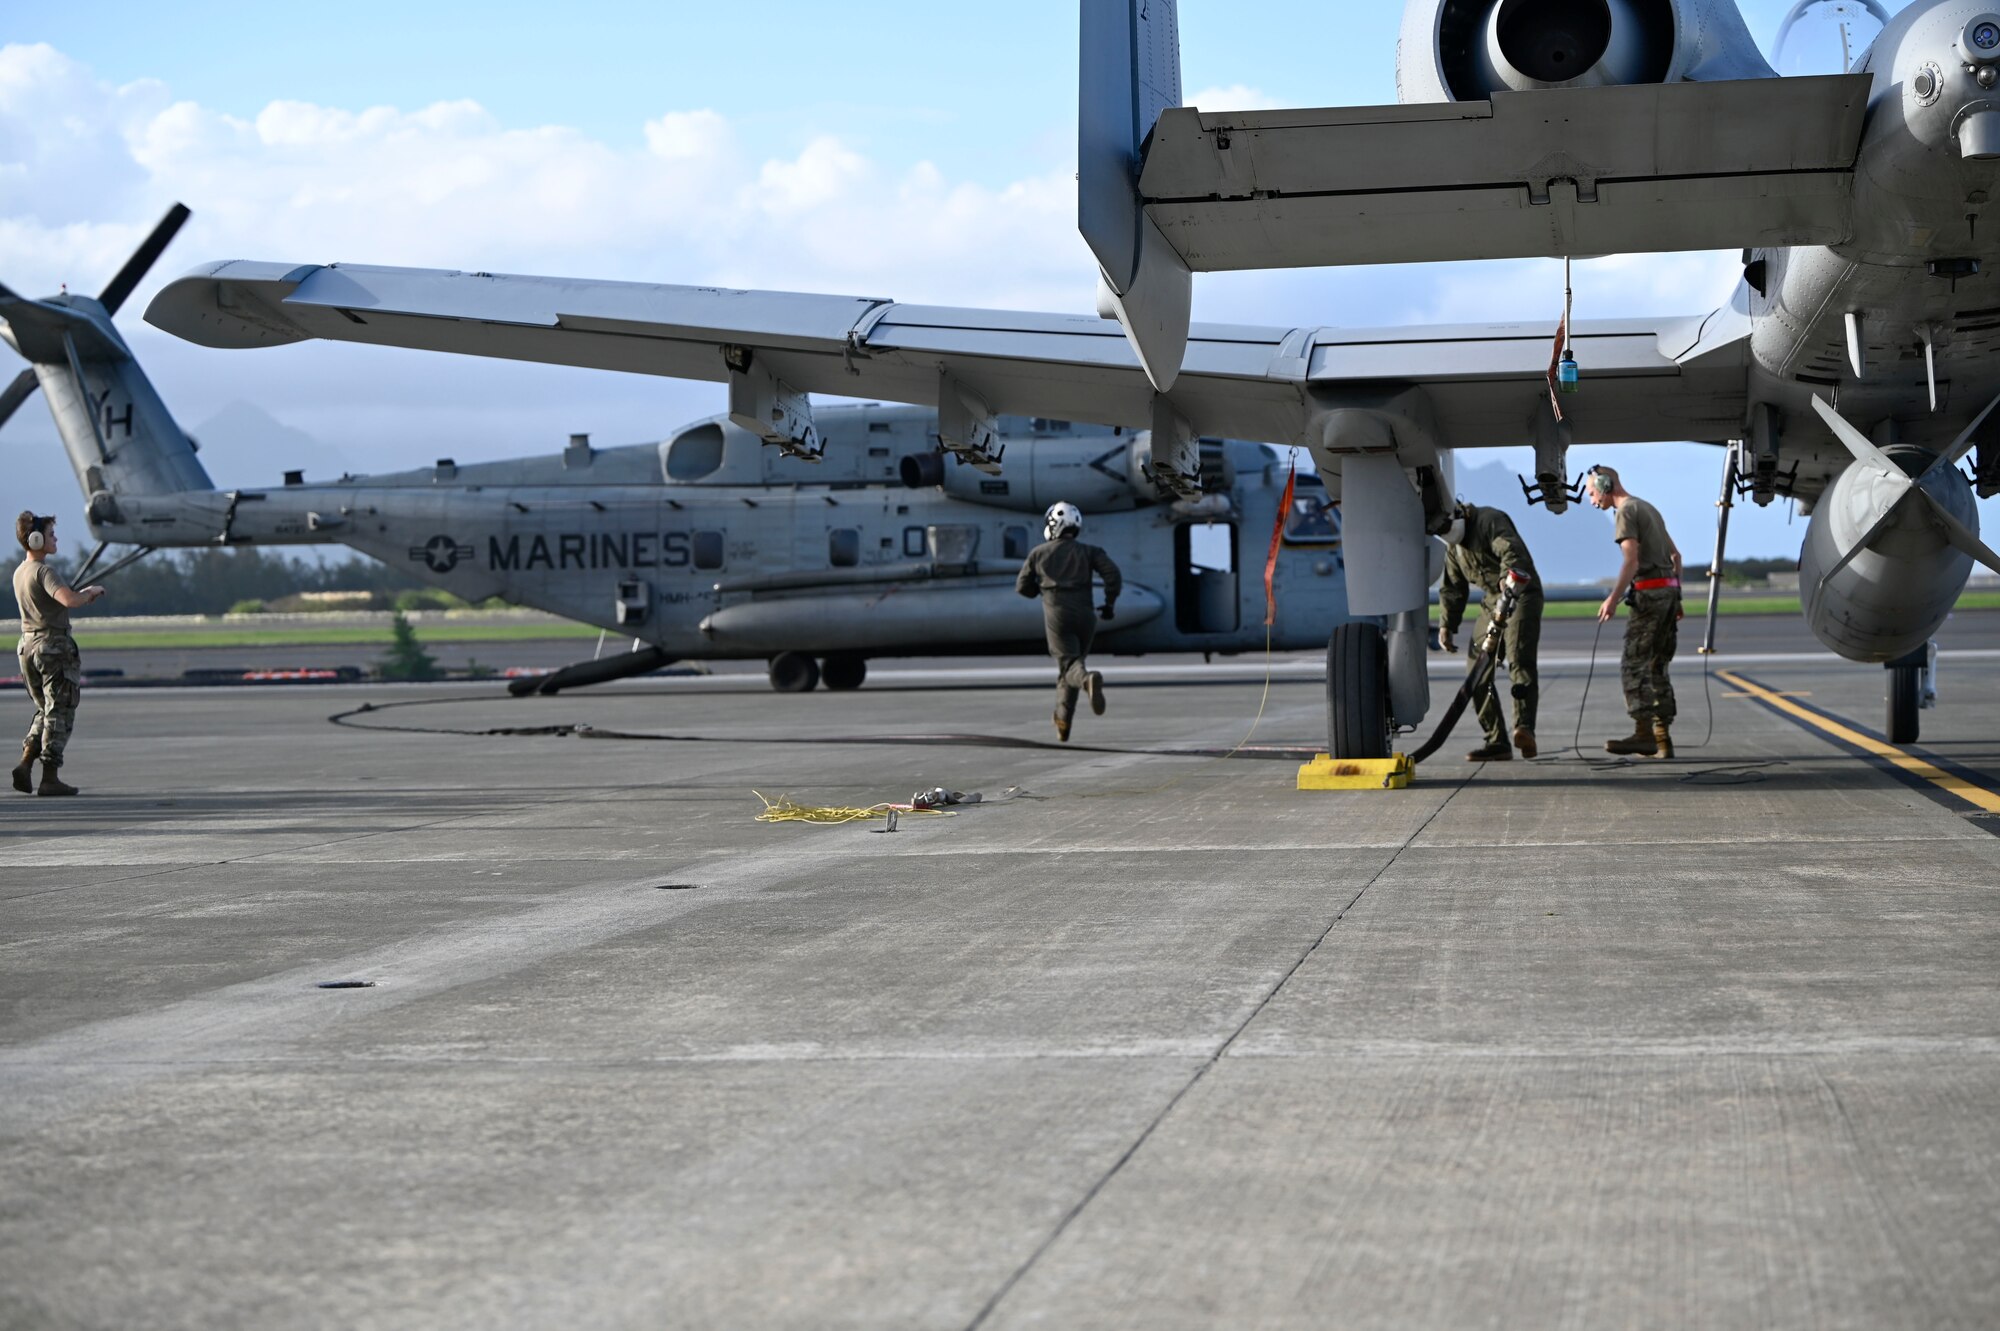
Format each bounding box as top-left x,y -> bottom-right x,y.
1016,501 -> 1121,742
1586,466 -> 1684,758
1436,500 -> 1542,760
12,514 -> 105,797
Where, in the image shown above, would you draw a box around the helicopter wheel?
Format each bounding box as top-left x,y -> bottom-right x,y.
768,651 -> 821,693
820,654 -> 867,691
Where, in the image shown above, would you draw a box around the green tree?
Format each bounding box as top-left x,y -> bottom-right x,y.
377,612 -> 439,681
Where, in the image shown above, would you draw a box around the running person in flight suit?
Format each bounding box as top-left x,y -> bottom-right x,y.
1016,501 -> 1122,742
1586,466 -> 1684,759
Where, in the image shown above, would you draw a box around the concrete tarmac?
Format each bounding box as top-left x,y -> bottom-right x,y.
3,643 -> 1999,1328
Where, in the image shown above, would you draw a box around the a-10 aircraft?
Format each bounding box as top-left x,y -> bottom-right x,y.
0,213 -> 1352,692
144,0 -> 2000,753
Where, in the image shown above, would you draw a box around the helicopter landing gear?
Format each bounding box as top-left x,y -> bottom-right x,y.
768,651 -> 820,693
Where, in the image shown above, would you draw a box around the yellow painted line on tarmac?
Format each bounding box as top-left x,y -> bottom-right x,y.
1717,669 -> 2000,815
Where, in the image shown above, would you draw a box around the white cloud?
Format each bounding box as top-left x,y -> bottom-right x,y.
1185,84 -> 1284,112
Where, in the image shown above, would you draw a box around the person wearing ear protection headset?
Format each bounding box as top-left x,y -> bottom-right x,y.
12,513 -> 106,797
1583,465 -> 1684,758
1434,499 -> 1543,760
1016,501 -> 1122,742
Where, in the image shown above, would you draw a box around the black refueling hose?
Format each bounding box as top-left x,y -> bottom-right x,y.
1408,582 -> 1521,766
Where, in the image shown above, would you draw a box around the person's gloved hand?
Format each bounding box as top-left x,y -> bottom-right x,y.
1439,625 -> 1457,654
1099,603 -> 1115,620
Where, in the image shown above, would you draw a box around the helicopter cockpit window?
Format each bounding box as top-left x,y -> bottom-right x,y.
664,423 -> 726,481
1284,485 -> 1341,544
828,528 -> 860,568
1002,525 -> 1030,560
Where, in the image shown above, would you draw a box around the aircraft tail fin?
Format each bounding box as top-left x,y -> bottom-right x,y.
0,205 -> 215,521
1078,0 -> 1190,393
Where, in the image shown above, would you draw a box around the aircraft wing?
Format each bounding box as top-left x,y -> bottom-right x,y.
146,261 -> 1751,450
1137,76 -> 1870,270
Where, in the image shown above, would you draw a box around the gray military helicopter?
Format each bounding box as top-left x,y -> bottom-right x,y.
0,209 -> 1352,694
146,0 -> 2000,752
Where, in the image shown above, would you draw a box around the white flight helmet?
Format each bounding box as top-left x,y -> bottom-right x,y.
1044,501 -> 1083,541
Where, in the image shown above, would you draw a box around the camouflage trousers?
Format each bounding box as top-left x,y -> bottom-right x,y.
1044,599 -> 1098,722
1621,589 -> 1679,725
1470,593 -> 1541,747
18,633 -> 82,766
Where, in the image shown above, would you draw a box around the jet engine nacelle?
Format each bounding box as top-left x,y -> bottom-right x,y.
1799,447 -> 1979,663
900,435 -> 1155,514
1396,0 -> 1774,103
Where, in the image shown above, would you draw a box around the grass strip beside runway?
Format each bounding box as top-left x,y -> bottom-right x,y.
69,623 -> 604,649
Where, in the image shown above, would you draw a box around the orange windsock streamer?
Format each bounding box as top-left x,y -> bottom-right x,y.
1264,458 -> 1297,627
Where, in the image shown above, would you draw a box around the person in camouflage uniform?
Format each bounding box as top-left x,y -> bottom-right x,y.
1016,501 -> 1122,742
1436,501 -> 1543,760
12,514 -> 106,797
1586,467 -> 1684,758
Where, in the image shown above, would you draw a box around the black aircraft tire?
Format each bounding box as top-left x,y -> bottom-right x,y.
769,652 -> 821,693
1887,663 -> 1921,744
821,654 -> 867,691
1327,622 -> 1390,760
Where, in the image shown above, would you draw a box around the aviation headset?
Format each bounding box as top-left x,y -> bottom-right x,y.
22,515 -> 51,552
1587,466 -> 1615,497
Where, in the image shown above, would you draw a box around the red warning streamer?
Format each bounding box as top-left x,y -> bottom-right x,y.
1264,456 -> 1298,627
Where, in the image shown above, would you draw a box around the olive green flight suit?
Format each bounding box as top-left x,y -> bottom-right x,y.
1016,536 -> 1122,723
1437,504 -> 1542,748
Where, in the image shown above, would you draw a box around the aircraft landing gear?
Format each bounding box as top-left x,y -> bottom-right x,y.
769,651 -> 820,693
1886,640 -> 1936,745
1327,621 -> 1390,759
820,653 -> 867,691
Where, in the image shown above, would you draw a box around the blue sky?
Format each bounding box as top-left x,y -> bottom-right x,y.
4,0 -> 1971,579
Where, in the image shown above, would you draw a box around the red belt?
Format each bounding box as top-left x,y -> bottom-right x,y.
1632,577 -> 1680,591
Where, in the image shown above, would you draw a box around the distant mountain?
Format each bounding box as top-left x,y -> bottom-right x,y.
1454,458 -> 1624,584
188,401 -> 350,487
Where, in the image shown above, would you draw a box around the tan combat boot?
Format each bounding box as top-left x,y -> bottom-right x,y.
1053,711 -> 1071,743
11,737 -> 38,794
1604,725 -> 1658,757
1652,720 -> 1674,760
1085,671 -> 1106,716
1512,726 -> 1538,759
37,761 -> 77,797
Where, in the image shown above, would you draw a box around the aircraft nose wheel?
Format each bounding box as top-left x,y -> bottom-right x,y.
820,653 -> 867,691
1887,650 -> 1923,744
768,651 -> 821,693
1327,621 -> 1391,759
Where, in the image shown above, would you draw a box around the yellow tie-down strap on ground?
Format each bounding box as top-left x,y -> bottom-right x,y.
1297,753 -> 1415,791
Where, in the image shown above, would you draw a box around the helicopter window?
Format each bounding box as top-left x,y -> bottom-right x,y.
828,528 -> 860,567
1003,525 -> 1030,560
1284,488 -> 1341,545
665,423 -> 726,480
1031,418 -> 1072,434
692,530 -> 725,570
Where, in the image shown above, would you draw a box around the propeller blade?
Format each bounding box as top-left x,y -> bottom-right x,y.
0,366 -> 38,432
1925,388 -> 2000,476
1810,393 -> 1904,478
96,203 -> 191,316
1917,490 -> 2000,578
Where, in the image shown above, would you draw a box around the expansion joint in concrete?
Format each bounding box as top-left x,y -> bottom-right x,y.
961,776 -> 1476,1330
